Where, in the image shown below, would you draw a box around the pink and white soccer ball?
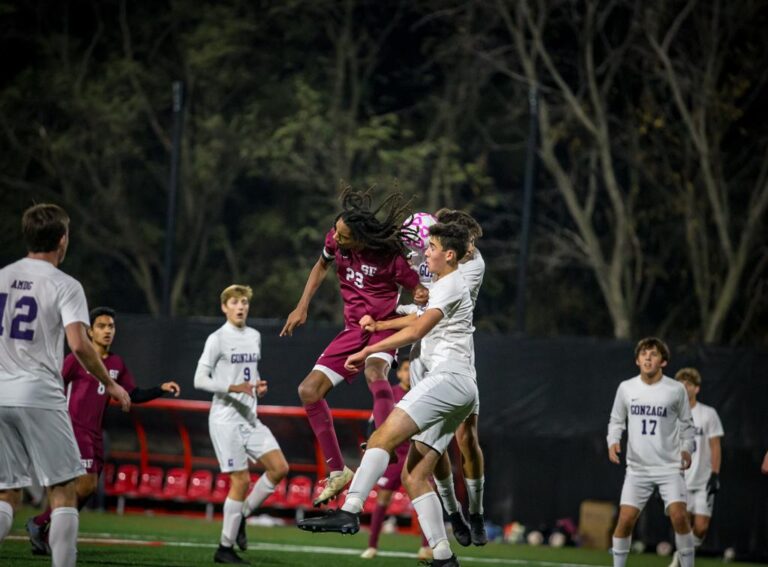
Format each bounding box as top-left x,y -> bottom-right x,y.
402,212 -> 437,252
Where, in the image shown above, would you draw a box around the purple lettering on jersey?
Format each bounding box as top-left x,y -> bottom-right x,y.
323,229 -> 420,325
63,353 -> 137,438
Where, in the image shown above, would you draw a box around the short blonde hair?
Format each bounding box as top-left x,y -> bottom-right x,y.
220,284 -> 253,305
675,367 -> 702,387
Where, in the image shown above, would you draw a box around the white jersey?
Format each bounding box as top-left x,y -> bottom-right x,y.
685,402 -> 724,490
419,269 -> 475,378
194,322 -> 262,425
459,249 -> 485,307
0,258 -> 89,410
607,375 -> 695,475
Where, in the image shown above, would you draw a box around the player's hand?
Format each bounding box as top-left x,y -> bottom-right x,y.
344,350 -> 367,372
762,451 -> 768,475
706,472 -> 720,496
255,380 -> 268,398
608,443 -> 621,464
161,381 -> 181,397
280,307 -> 307,337
680,451 -> 692,470
107,382 -> 131,412
359,315 -> 377,333
229,382 -> 256,397
413,284 -> 429,305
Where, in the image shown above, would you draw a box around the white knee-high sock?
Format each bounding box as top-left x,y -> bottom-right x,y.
341,448 -> 389,514
50,507 -> 79,567
221,497 -> 243,547
242,475 -> 275,518
465,476 -> 484,514
612,536 -> 631,567
0,501 -> 13,542
434,473 -> 460,515
693,534 -> 703,548
412,492 -> 452,560
675,532 -> 695,567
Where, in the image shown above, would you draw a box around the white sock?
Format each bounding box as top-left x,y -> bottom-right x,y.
242,475 -> 275,518
221,497 -> 243,547
612,536 -> 631,567
50,507 -> 79,567
693,534 -> 703,548
341,448 -> 389,514
434,473 -> 460,515
412,492 -> 451,560
465,476 -> 484,515
0,501 -> 13,542
675,532 -> 695,567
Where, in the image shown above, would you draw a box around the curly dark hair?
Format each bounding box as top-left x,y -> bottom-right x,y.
337,185 -> 412,255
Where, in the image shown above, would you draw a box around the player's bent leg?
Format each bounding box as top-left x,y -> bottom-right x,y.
456,416 -> 487,546
433,451 -> 471,547
225,470 -> 250,552
692,514 -> 710,543
75,473 -> 99,504
364,357 -> 394,428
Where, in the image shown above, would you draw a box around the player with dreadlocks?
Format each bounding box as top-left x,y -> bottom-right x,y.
281,186 -> 428,505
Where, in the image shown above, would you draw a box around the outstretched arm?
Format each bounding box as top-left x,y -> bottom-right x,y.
359,313 -> 418,332
280,257 -> 331,337
131,381 -> 181,403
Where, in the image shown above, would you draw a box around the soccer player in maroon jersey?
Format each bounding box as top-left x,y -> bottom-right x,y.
26,306 -> 180,555
280,187 -> 427,505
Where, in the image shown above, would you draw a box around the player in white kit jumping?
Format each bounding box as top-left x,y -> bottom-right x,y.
0,204 -> 131,567
194,285 -> 289,565
668,367 -> 724,567
297,222 -> 477,567
607,337 -> 696,567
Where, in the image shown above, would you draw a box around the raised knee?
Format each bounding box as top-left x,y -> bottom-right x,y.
298,381 -> 319,404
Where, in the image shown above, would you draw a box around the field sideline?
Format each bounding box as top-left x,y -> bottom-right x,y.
2,507 -> 763,567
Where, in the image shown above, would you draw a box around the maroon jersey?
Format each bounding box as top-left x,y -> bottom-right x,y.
322,229 -> 419,326
392,383 -> 407,404
63,352 -> 136,439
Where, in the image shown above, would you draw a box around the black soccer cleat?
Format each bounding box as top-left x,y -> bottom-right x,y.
236,517 -> 247,551
297,509 -> 360,534
26,518 -> 50,556
468,513 -> 488,546
426,554 -> 460,566
448,511 -> 471,547
214,544 -> 250,564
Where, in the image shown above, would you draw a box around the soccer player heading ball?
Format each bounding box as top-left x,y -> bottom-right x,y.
281,186 -> 427,506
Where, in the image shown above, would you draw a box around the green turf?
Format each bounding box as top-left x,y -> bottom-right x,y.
2,506 -> 763,566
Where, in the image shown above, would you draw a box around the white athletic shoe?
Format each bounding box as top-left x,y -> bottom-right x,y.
360,547 -> 377,559
313,466 -> 354,506
667,551 -> 680,567
417,546 -> 433,561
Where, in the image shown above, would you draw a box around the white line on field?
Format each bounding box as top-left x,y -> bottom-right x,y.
7,534 -> 603,567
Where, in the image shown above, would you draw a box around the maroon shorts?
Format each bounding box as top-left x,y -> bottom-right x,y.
313,326 -> 397,386
376,440 -> 410,491
73,426 -> 104,475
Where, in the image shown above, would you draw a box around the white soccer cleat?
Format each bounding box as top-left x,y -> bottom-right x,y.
417,546 -> 433,561
360,547 -> 377,559
313,466 -> 354,506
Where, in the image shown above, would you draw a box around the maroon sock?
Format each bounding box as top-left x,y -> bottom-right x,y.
33,507 -> 52,527
368,503 -> 387,548
368,380 -> 394,428
304,399 -> 344,472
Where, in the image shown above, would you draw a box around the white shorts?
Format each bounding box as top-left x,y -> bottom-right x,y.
620,471 -> 688,512
398,369 -> 478,455
0,406 -> 85,489
686,488 -> 714,517
409,352 -> 479,415
210,419 -> 281,473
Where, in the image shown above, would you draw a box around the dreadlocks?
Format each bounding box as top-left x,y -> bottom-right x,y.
337,185 -> 412,255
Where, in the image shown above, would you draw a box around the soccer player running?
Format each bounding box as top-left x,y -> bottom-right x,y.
607,337 -> 697,567
195,285 -> 289,565
298,222 -> 477,567
0,204 -> 131,567
26,306 -> 181,555
280,188 -> 426,505
360,357 -> 432,561
667,368 -> 724,567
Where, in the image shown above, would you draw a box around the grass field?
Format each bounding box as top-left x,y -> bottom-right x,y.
2,506 -> 763,566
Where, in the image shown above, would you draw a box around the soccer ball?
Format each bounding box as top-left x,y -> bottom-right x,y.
548,531 -> 567,548
655,541 -> 673,556
401,212 -> 437,252
526,530 -> 544,546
